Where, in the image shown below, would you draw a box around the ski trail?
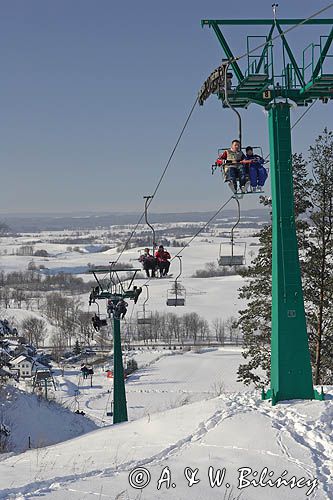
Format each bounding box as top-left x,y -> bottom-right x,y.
1,392 -> 331,499
221,391 -> 333,499
0,404 -> 235,499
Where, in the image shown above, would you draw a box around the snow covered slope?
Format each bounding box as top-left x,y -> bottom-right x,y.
0,350 -> 331,500
0,385 -> 97,453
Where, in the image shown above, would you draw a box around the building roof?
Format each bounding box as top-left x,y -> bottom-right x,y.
11,355 -> 33,365
0,367 -> 14,378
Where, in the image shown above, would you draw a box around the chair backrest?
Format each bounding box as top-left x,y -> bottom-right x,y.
218,255 -> 244,266
167,298 -> 185,307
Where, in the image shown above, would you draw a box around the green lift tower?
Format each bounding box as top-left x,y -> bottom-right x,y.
200,16 -> 332,404
89,265 -> 142,423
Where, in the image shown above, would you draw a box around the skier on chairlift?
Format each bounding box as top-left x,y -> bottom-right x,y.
91,313 -> 101,331
89,285 -> 100,306
155,245 -> 171,277
133,286 -> 143,304
139,248 -> 157,278
244,146 -> 268,192
107,299 -> 115,317
216,139 -> 248,194
114,299 -> 128,319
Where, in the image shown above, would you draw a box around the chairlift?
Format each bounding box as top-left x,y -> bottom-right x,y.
167,256 -> 186,306
143,195 -> 157,257
88,265 -> 142,303
210,62 -> 268,195
213,145 -> 267,195
93,302 -> 108,328
218,196 -> 246,267
106,401 -> 114,417
137,285 -> 152,325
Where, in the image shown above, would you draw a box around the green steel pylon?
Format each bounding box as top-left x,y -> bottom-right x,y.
113,316 -> 128,424
87,265 -> 141,421
263,101 -> 323,404
200,17 -> 332,404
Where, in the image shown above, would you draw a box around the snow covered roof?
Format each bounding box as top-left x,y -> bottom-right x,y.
0,367 -> 14,378
10,355 -> 33,365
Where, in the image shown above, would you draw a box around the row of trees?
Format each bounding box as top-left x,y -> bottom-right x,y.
0,270 -> 94,294
238,130 -> 333,387
127,312 -> 241,345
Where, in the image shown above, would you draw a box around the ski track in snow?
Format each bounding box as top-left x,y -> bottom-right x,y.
0,400 -> 237,498
2,390 -> 332,499
220,391 -> 333,499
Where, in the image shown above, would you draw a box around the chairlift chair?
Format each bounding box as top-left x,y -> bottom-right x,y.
218,196 -> 246,266
214,145 -> 268,195
218,242 -> 246,266
93,302 -> 108,328
167,256 -> 186,306
137,285 -> 152,325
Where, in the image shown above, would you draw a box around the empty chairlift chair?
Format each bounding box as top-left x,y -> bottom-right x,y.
137,285 -> 152,325
218,196 -> 246,266
166,256 -> 186,307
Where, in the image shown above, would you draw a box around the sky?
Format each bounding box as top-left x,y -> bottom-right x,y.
0,0 -> 332,215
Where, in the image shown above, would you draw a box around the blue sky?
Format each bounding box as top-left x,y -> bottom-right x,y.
0,0 -> 332,214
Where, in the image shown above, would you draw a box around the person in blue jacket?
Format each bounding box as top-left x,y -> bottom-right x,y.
245,146 -> 268,192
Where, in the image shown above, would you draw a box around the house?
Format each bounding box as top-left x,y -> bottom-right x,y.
10,355 -> 49,379
0,347 -> 12,364
10,355 -> 34,378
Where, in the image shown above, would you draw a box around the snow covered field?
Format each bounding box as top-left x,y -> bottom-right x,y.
0,228 -> 257,325
55,347 -> 245,425
0,347 -> 331,499
0,226 -> 332,499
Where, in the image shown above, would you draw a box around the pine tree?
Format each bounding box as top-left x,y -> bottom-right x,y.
237,154 -> 312,387
73,339 -> 81,355
303,129 -> 333,384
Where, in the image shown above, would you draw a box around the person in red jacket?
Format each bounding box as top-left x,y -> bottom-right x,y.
155,245 -> 171,277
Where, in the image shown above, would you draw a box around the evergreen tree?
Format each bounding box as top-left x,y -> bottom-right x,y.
303,129 -> 333,384
237,153 -> 313,387
73,339 -> 81,355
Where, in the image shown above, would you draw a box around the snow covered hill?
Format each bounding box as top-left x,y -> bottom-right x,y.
0,349 -> 331,500
0,385 -> 97,454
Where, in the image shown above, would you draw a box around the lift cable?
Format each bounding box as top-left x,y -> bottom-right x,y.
171,195 -> 235,261
112,4 -> 331,274
229,3 -> 333,65
112,95 -> 198,266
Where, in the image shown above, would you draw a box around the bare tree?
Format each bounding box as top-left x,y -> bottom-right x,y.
212,318 -> 225,344
21,316 -> 47,347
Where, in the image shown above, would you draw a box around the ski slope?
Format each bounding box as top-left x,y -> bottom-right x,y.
0,348 -> 331,500
55,348 -> 245,424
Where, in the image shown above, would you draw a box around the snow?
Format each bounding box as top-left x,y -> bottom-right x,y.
0,349 -> 331,499
1,308 -> 56,346
0,385 -> 97,454
54,348 -> 245,425
0,228 -> 331,499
